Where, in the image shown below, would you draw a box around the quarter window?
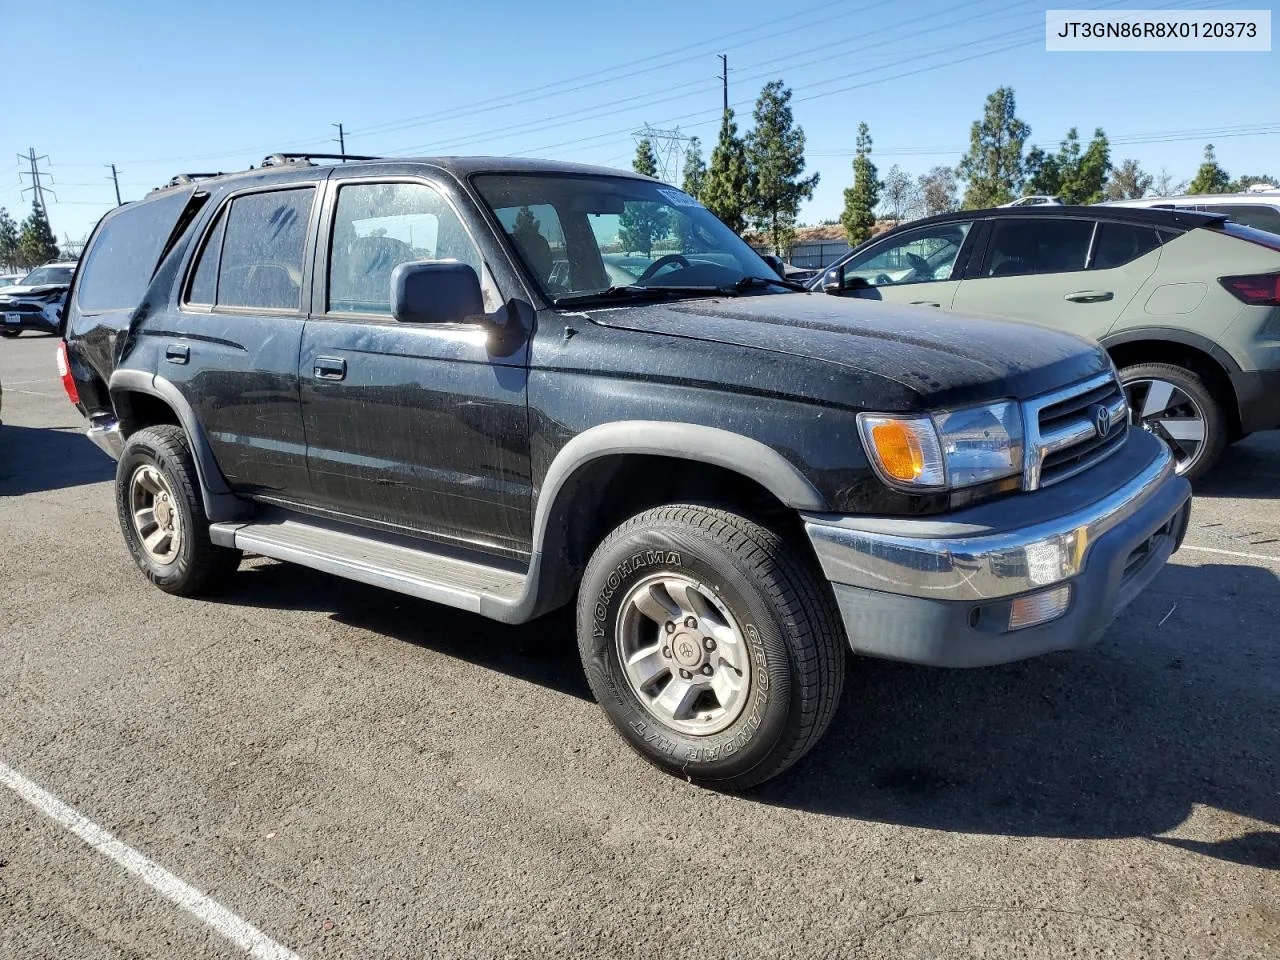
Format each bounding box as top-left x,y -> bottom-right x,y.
1090,222 -> 1162,270
328,181 -> 485,315
840,222 -> 972,287
209,188 -> 314,311
76,188 -> 193,313
984,219 -> 1094,277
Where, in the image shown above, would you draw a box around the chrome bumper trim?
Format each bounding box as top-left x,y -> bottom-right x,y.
87,420 -> 124,460
804,441 -> 1178,602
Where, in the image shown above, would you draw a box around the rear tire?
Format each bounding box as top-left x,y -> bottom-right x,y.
0,330 -> 18,339
1119,361 -> 1226,482
115,425 -> 241,596
577,504 -> 845,791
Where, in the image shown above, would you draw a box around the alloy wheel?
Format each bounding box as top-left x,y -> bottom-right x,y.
128,464 -> 183,564
1123,377 -> 1207,476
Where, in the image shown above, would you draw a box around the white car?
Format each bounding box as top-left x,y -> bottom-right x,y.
1100,190 -> 1280,234
999,195 -> 1064,208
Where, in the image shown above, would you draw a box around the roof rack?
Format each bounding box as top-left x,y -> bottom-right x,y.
261,152 -> 381,167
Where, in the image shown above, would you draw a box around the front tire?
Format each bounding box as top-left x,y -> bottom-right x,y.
1119,362 -> 1226,482
577,504 -> 845,791
115,425 -> 241,596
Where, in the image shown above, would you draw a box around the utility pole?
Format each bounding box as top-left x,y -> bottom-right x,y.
718,54 -> 728,117
107,163 -> 123,206
18,147 -> 53,211
333,122 -> 346,160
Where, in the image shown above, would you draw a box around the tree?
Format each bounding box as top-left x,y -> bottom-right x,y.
1025,127 -> 1111,204
1187,144 -> 1231,195
1153,167 -> 1188,197
681,137 -> 707,200
840,122 -> 880,244
1228,173 -> 1277,192
701,108 -> 753,234
1023,144 -> 1062,197
880,165 -> 919,222
957,86 -> 1029,208
917,167 -> 958,217
1106,159 -> 1154,200
0,207 -> 18,269
632,138 -> 658,178
17,201 -> 59,269
744,80 -> 819,256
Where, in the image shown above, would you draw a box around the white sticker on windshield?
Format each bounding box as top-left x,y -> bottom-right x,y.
657,188 -> 701,208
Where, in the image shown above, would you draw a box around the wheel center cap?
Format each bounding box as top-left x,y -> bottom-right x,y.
672,632 -> 703,668
155,499 -> 173,529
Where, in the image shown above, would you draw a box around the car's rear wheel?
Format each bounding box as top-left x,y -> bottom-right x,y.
577,504 -> 845,791
1119,362 -> 1226,482
116,425 -> 241,596
1,330 -> 18,339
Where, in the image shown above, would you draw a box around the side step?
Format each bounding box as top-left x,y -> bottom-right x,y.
209,516 -> 533,621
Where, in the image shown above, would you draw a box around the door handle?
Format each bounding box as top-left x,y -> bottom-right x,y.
165,343 -> 189,364
910,300 -> 942,307
313,356 -> 346,381
1064,290 -> 1114,303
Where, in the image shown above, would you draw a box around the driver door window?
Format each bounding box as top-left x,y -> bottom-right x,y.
838,221 -> 973,307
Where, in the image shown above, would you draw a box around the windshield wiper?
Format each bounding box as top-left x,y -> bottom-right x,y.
553,284 -> 736,307
733,274 -> 809,292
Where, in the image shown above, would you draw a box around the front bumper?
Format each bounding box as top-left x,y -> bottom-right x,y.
1231,368 -> 1280,434
1,303 -> 59,334
803,430 -> 1191,667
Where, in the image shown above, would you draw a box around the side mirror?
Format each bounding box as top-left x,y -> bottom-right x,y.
391,260 -> 484,324
821,267 -> 845,294
761,254 -> 787,279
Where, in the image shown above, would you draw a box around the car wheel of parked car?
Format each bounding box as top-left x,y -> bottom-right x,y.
1120,362 -> 1226,482
577,503 -> 845,791
1,330 -> 18,339
115,425 -> 242,596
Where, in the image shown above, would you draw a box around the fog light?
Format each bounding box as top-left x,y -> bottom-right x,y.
1008,585 -> 1072,631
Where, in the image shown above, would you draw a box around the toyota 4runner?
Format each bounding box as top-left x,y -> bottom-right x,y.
61,154 -> 1192,789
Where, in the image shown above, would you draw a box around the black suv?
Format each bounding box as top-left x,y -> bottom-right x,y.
62,154 -> 1191,789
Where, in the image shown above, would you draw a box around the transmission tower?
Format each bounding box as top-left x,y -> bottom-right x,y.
18,148 -> 56,210
631,124 -> 693,185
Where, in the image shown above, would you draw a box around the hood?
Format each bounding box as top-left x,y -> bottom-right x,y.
0,283 -> 68,299
585,292 -> 1109,409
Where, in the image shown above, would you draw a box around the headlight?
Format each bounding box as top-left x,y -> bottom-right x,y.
858,400 -> 1024,491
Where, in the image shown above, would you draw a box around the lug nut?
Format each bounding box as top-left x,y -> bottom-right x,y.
701,665 -> 713,676
665,621 -> 676,633
684,616 -> 697,628
662,646 -> 671,659
679,669 -> 693,680
703,637 -> 716,651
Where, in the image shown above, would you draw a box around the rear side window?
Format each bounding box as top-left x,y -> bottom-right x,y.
189,188 -> 314,311
76,189 -> 193,313
1200,204 -> 1280,235
1090,223 -> 1162,270
983,219 -> 1094,277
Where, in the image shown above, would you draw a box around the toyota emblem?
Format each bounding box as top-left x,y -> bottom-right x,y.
1092,404 -> 1111,439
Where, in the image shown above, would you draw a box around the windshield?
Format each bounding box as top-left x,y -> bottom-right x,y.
20,265 -> 75,286
472,174 -> 784,301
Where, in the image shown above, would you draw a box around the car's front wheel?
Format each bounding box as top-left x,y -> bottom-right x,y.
577,504 -> 845,791
1120,362 -> 1227,482
116,425 -> 242,596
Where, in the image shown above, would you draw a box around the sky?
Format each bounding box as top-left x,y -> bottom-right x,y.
4,0 -> 1278,245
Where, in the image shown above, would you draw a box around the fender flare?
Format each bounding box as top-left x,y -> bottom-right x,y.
1100,326 -> 1243,375
108,369 -> 249,522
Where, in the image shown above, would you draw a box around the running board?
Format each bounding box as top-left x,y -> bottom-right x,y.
209,517 -> 533,621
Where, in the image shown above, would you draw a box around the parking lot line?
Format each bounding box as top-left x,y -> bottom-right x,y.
1180,543 -> 1280,566
0,760 -> 304,960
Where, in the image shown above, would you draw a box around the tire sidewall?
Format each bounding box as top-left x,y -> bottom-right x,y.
116,433 -> 199,589
578,522 -> 796,784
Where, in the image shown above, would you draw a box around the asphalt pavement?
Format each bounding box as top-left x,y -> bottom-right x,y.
1,331 -> 1277,959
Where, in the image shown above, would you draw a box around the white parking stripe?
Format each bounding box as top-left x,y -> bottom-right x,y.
0,760 -> 304,960
1180,544 -> 1280,566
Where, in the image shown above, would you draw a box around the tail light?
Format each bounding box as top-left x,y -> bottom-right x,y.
1219,273 -> 1280,306
56,341 -> 80,405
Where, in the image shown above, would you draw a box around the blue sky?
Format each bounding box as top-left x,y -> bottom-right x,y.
4,0 -> 1277,244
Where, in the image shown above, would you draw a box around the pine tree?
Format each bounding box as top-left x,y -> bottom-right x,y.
1062,128 -> 1110,204
0,207 -> 19,270
701,108 -> 752,234
1105,159 -> 1154,200
840,122 -> 879,244
17,201 -> 59,269
681,137 -> 707,200
632,138 -> 658,178
957,87 -> 1029,208
1187,144 -> 1231,194
744,80 -> 818,256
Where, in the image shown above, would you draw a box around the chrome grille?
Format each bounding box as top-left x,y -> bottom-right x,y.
1022,372 -> 1128,490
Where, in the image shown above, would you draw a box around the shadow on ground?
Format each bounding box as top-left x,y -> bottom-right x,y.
0,424 -> 114,496
211,551 -> 1279,869
1195,432 -> 1280,500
